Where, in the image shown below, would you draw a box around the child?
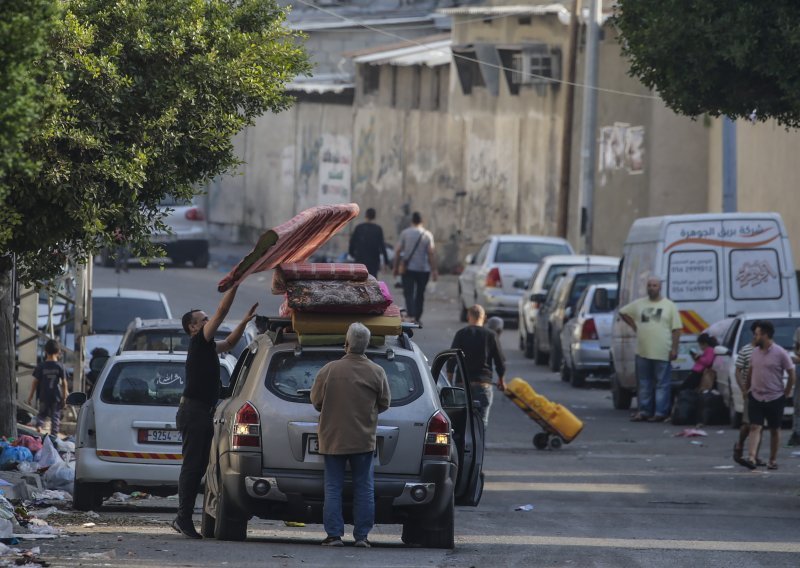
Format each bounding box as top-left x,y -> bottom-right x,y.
678,332 -> 717,392
27,339 -> 68,435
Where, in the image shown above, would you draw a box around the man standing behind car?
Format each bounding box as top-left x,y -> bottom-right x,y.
349,207 -> 389,277
311,323 -> 390,548
171,286 -> 257,539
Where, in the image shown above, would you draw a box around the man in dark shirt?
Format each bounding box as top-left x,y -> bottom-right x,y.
172,285 -> 257,539
348,208 -> 389,277
448,305 -> 506,429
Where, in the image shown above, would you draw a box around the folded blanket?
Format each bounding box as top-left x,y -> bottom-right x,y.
217,203 -> 360,292
286,276 -> 391,314
273,262 -> 369,294
292,312 -> 402,336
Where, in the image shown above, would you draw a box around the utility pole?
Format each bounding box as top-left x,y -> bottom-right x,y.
721,117 -> 737,213
578,0 -> 600,254
556,0 -> 582,239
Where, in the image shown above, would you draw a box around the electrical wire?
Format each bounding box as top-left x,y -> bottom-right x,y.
293,0 -> 658,100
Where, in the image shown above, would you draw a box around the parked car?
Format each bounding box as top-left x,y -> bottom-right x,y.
68,351 -> 237,510
533,266 -> 619,371
559,284 -> 619,387
458,235 -> 573,320
517,255 -> 620,359
117,318 -> 257,359
200,319 -> 485,548
710,312 -> 799,428
99,195 -> 210,268
85,289 -> 172,369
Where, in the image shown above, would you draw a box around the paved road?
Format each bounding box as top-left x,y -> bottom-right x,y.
35,249 -> 800,567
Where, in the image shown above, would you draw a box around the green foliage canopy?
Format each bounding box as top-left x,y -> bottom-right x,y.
0,0 -> 310,282
614,1 -> 800,127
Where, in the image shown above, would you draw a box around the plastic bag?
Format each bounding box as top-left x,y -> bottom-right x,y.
42,461 -> 74,494
0,446 -> 33,466
0,518 -> 12,539
37,437 -> 61,469
0,495 -> 14,520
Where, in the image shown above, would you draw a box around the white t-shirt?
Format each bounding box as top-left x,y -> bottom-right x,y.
398,226 -> 434,272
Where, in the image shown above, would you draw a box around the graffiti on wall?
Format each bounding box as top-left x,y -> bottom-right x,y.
599,123 -> 645,176
354,117 -> 375,186
318,134 -> 351,205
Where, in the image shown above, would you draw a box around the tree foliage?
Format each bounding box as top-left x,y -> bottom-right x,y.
614,1 -> 800,127
0,0 -> 310,282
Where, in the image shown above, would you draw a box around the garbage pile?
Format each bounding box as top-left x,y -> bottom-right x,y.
0,436 -> 75,498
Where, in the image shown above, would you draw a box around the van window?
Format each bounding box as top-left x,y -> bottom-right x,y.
265,351 -> 422,407
494,242 -> 571,264
667,250 -> 719,302
729,249 -> 782,300
100,361 -> 231,405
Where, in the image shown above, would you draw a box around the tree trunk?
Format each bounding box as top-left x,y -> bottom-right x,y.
0,266 -> 18,438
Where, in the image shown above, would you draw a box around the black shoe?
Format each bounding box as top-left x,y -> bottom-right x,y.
321,536 -> 344,547
172,516 -> 202,539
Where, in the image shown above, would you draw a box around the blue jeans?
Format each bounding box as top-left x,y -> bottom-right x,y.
323,452 -> 375,540
635,355 -> 672,417
470,383 -> 494,429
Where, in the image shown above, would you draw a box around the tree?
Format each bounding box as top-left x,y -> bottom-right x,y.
614,1 -> 800,127
0,0 -> 309,436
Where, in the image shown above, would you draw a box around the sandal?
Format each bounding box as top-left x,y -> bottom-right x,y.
630,413 -> 649,422
756,458 -> 767,467
739,458 -> 757,470
767,462 -> 778,470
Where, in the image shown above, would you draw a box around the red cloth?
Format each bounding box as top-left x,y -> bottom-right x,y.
383,303 -> 401,317
272,262 -> 369,294
217,204 -> 360,292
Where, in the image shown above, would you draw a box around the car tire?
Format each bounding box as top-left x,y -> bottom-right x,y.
533,334 -> 548,366
611,373 -> 633,410
524,332 -> 535,359
214,480 -> 248,541
548,336 -> 561,372
73,480 -> 104,512
401,522 -> 425,546
560,361 -> 571,383
194,249 -> 210,269
423,492 -> 454,549
518,330 -> 525,351
570,366 -> 587,388
200,487 -> 216,538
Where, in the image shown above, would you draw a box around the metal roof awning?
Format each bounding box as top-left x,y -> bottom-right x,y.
286,74 -> 355,94
290,16 -> 434,32
352,38 -> 452,67
437,4 -> 569,17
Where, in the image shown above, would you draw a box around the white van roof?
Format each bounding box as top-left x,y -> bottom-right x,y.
625,212 -> 787,244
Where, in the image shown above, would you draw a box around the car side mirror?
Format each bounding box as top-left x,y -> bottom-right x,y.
464,254 -> 474,265
440,386 -> 467,409
66,392 -> 87,406
531,292 -> 547,304
89,355 -> 109,374
594,288 -> 609,311
564,306 -> 574,320
714,345 -> 730,356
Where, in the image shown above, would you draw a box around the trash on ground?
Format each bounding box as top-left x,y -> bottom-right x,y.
514,504 -> 535,511
689,440 -> 704,446
674,428 -> 708,438
272,554 -> 294,559
30,490 -> 70,502
27,518 -> 60,535
713,465 -> 734,469
82,522 -> 96,528
29,507 -> 64,520
109,492 -> 130,502
79,549 -> 116,559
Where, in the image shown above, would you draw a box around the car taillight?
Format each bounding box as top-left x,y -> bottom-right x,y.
580,318 -> 598,340
485,268 -> 502,288
424,410 -> 451,457
232,401 -> 260,448
185,207 -> 205,221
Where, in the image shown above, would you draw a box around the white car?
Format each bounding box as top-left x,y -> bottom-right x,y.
458,235 -> 573,320
68,351 -> 236,511
517,255 -> 620,358
710,312 -> 800,427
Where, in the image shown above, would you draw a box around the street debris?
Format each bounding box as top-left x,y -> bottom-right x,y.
82,522 -> 96,528
272,554 -> 294,559
713,465 -> 735,469
514,504 -> 535,511
674,428 -> 708,438
689,441 -> 704,446
79,550 -> 116,559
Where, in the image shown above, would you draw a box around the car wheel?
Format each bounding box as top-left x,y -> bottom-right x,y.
570,367 -> 587,388
611,373 -> 633,410
214,478 -> 248,541
72,480 -> 104,512
548,336 -> 561,372
560,361 -> 571,383
518,330 -> 525,351
533,334 -> 548,366
423,492 -> 454,549
401,522 -> 425,546
194,249 -> 210,269
200,487 -> 216,538
524,332 -> 535,359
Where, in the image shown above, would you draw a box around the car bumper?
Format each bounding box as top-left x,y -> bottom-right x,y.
74,447 -> 180,488
219,451 -> 456,525
570,342 -> 612,372
158,239 -> 208,258
479,289 -> 522,316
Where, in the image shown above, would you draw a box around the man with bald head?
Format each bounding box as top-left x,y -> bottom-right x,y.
619,276 -> 682,422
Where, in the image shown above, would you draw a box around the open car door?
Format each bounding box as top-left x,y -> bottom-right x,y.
430,349 -> 485,506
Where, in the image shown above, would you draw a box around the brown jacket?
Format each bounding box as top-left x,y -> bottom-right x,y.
310,353 -> 391,455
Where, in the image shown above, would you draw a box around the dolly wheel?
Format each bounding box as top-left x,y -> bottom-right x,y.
533,432 -> 549,450
549,437 -> 563,450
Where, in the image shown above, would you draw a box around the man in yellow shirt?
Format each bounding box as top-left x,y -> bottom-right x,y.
619,276 -> 682,422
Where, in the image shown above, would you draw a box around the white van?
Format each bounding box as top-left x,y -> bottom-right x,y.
610,213 -> 798,410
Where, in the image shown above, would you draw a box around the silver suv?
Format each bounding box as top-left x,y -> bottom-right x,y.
201,319 -> 485,549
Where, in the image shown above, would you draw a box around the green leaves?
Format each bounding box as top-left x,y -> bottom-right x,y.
615,0 -> 800,127
0,0 -> 310,283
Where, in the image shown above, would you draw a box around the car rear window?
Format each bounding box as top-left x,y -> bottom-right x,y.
569,273 -> 617,308
265,351 -> 422,407
100,361 -> 231,406
740,318 -> 800,351
494,242 -> 571,264
589,288 -> 619,313
93,298 -> 169,333
124,330 -> 247,358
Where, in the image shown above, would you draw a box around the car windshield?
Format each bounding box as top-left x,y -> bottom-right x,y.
740,319 -> 800,351
494,242 -> 571,264
93,298 -> 169,333
569,273 -> 617,308
125,329 -> 247,358
100,361 -> 231,406
266,351 -> 421,407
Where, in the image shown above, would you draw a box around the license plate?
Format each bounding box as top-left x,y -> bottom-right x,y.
144,429 -> 182,443
307,436 -> 319,455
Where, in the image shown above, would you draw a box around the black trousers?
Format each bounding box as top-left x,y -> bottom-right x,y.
402,270 -> 430,320
176,398 -> 214,520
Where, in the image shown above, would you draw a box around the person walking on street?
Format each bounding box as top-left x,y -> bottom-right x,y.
743,320 -> 796,470
311,323 -> 390,548
619,276 -> 682,422
448,305 -> 506,429
733,327 -> 763,467
349,207 -> 389,278
393,212 -> 438,326
27,339 -> 68,435
172,286 -> 257,539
